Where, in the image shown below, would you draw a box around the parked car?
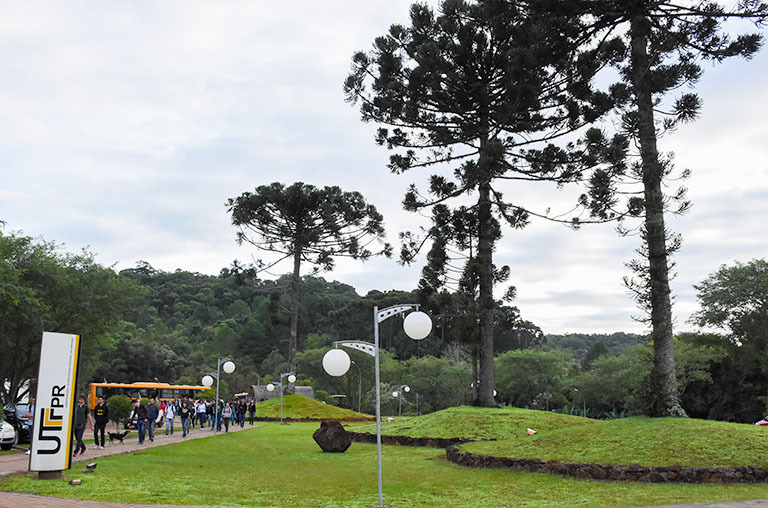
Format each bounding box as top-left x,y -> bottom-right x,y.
2,404 -> 30,445
0,418 -> 16,451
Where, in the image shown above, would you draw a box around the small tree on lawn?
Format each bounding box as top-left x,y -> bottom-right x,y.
107,395 -> 133,432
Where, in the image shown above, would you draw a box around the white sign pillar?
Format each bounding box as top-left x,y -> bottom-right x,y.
29,332 -> 81,478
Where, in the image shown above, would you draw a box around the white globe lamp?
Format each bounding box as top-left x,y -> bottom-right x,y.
266,383 -> 275,392
392,391 -> 398,398
404,385 -> 411,393
222,360 -> 235,374
201,375 -> 214,388
322,348 -> 351,377
287,374 -> 296,384
403,311 -> 432,340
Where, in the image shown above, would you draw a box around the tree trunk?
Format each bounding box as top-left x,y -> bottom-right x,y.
476,121 -> 496,406
471,349 -> 479,403
288,249 -> 301,393
630,15 -> 686,417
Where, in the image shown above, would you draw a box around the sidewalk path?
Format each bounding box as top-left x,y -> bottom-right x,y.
2,423 -> 768,508
0,421 -> 254,478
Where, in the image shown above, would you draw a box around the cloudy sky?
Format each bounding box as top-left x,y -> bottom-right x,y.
1,1 -> 766,335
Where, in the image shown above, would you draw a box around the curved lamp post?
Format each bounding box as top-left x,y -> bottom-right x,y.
266,372 -> 296,423
392,385 -> 410,416
322,304 -> 431,508
202,359 -> 235,438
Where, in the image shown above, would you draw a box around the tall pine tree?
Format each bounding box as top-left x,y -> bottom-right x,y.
574,0 -> 768,415
345,0 -> 621,406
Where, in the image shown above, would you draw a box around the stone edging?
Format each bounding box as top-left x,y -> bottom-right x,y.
346,429 -> 768,483
347,431 -> 467,448
446,446 -> 768,483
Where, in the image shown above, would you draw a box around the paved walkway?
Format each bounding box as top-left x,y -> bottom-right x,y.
2,423 -> 768,508
0,421 -> 254,477
2,492 -> 768,508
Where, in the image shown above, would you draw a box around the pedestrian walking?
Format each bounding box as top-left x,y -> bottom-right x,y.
93,396 -> 109,449
147,398 -> 159,442
134,399 -> 149,444
24,398 -> 35,455
72,395 -> 94,456
236,399 -> 246,428
164,400 -> 176,435
222,403 -> 232,432
179,401 -> 191,437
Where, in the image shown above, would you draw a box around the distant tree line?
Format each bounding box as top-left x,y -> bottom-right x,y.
4,229 -> 767,422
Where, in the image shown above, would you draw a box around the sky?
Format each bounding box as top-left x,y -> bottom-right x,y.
1,1 -> 766,335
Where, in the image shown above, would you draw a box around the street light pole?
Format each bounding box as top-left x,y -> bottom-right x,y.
322,304 -> 431,508
266,372 -> 296,423
202,358 -> 235,438
392,385 -> 410,416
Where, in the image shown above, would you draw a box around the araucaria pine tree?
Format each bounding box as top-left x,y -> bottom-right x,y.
574,0 -> 768,415
227,182 -> 391,384
345,0 -> 622,406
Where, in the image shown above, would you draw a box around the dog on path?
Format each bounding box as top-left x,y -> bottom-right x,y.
107,430 -> 130,444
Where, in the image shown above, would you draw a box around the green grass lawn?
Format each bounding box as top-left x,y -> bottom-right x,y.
3,422 -> 768,507
346,406 -> 768,467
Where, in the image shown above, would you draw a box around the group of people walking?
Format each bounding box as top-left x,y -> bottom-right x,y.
135,396 -> 257,438
67,394 -> 258,458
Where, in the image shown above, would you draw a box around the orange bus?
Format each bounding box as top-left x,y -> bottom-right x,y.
87,381 -> 211,409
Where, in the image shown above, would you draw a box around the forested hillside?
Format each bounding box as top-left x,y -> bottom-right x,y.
4,229 -> 767,423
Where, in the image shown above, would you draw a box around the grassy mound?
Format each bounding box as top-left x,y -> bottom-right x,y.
344,405 -> 595,440
345,406 -> 768,468
464,415 -> 768,467
254,394 -> 372,420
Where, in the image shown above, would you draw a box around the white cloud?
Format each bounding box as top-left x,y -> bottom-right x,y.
1,1 -> 766,335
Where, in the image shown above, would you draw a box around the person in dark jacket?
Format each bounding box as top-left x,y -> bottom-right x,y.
147,398 -> 159,442
72,395 -> 94,456
236,399 -> 247,427
93,396 -> 109,449
247,400 -> 256,425
134,399 -> 150,444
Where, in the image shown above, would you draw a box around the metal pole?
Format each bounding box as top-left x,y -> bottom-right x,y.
351,361 -> 362,413
374,305 -> 383,507
280,376 -> 284,424
398,392 -> 402,416
214,359 -> 221,438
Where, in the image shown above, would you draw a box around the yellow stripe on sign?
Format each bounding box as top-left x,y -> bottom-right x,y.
64,335 -> 81,470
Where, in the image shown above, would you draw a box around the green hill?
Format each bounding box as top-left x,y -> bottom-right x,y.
254,394 -> 373,420
345,406 -> 768,468
344,406 -> 595,440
